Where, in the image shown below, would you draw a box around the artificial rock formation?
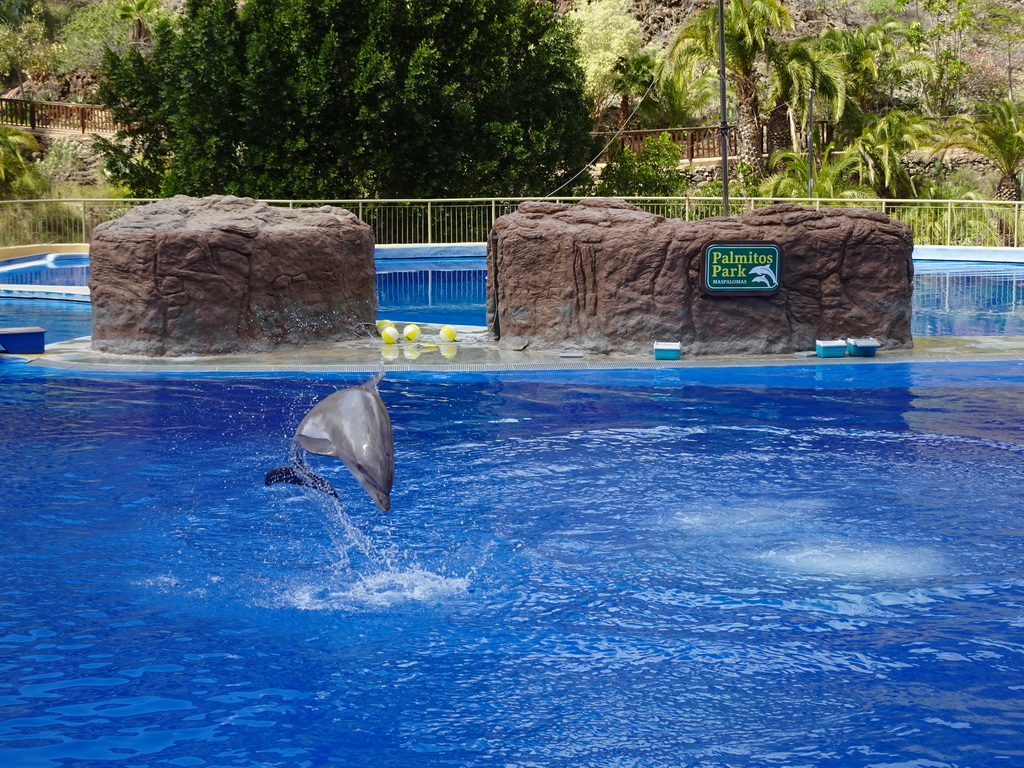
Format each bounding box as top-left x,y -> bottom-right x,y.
89,195 -> 376,356
487,199 -> 914,356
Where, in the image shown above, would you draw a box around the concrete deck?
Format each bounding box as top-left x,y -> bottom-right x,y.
9,324 -> 1024,374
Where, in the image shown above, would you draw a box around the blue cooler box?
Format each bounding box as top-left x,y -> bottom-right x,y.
653,342 -> 681,360
847,337 -> 880,356
815,339 -> 846,358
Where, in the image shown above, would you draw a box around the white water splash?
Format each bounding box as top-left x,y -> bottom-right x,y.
274,568 -> 470,611
673,501 -> 945,581
760,543 -> 944,580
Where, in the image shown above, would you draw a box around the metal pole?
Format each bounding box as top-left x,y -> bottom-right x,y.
1016,200 -> 1021,248
717,0 -> 729,216
806,89 -> 814,201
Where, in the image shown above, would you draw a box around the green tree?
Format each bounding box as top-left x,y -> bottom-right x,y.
668,0 -> 793,180
569,0 -> 643,123
51,0 -> 131,74
98,0 -> 594,199
610,46 -> 715,130
849,110 -> 935,198
977,0 -> 1024,102
862,0 -> 911,22
0,0 -> 30,26
94,19 -> 177,196
160,0 -> 245,196
0,125 -> 40,199
910,0 -> 999,115
0,14 -> 56,90
764,36 -> 846,158
611,47 -> 660,129
760,143 -> 872,199
818,21 -> 933,141
937,99 -> 1024,201
595,132 -> 689,196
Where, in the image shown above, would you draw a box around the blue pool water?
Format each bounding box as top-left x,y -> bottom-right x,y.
0,253 -> 89,286
2,361 -> 1024,766
0,299 -> 91,343
0,252 -> 488,332
913,261 -> 1024,336
375,257 -> 485,326
4,253 -> 1024,340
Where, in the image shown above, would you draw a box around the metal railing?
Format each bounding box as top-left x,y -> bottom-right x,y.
2,196 -> 1023,249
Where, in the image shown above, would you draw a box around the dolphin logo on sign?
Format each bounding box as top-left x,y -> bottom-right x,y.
749,263 -> 778,289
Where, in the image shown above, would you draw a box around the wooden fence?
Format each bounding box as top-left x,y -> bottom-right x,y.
0,98 -> 116,136
594,122 -> 837,162
593,125 -> 739,161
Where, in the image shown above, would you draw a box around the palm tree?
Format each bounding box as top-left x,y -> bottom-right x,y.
760,143 -> 873,199
818,21 -> 933,143
116,0 -> 160,47
0,125 -> 40,200
936,99 -> 1024,201
764,37 -> 846,159
611,48 -> 669,129
668,0 -> 793,179
849,110 -> 935,199
611,48 -> 715,130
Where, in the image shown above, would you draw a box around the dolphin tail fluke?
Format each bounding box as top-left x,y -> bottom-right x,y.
265,464 -> 340,500
362,371 -> 384,392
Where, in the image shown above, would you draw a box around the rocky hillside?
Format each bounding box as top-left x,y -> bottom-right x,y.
573,0 -> 1023,51
561,0 -> 882,47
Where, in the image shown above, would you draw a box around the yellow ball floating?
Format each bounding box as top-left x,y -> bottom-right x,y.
439,325 -> 457,342
376,319 -> 395,334
381,325 -> 401,344
403,324 -> 422,342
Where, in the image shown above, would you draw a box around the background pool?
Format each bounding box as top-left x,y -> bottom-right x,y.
1,362 -> 1024,766
0,253 -> 487,334
0,298 -> 91,343
914,261 -> 1024,336
5,254 -> 1024,341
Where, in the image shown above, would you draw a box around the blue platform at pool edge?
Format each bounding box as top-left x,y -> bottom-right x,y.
0,326 -> 46,354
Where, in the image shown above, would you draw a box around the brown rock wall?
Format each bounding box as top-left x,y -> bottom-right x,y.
89,195 -> 376,356
487,199 -> 913,356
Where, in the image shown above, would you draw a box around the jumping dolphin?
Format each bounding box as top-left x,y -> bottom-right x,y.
265,373 -> 394,511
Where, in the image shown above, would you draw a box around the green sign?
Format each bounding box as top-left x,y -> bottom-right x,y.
702,242 -> 782,295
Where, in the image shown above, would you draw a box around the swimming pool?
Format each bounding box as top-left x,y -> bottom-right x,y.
0,253 -> 90,287
4,251 -> 1024,341
0,252 -> 487,332
1,360 -> 1024,766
